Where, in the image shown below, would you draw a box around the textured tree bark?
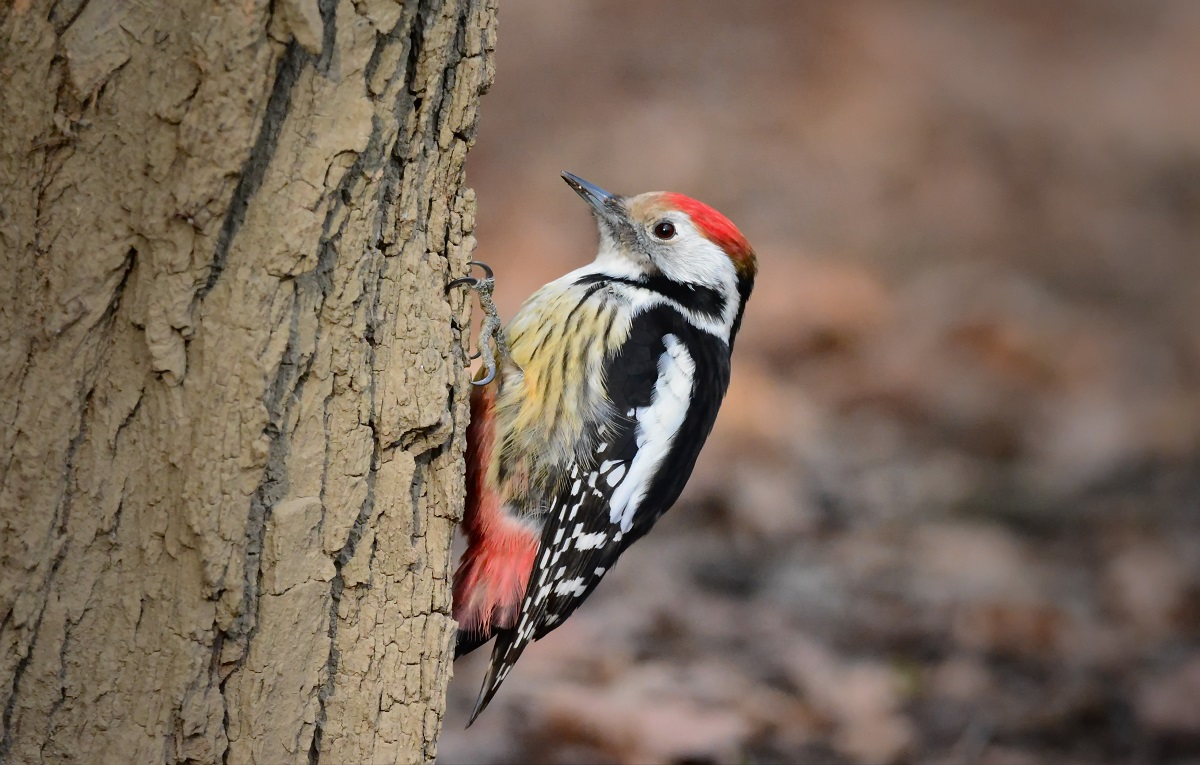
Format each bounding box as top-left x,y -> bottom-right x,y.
0,0 -> 494,762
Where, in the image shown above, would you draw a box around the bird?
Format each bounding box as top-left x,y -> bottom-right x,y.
447,171 -> 756,724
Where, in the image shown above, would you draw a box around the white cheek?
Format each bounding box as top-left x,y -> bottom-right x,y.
655,235 -> 736,290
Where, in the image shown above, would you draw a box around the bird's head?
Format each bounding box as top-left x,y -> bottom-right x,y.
562,172 -> 757,292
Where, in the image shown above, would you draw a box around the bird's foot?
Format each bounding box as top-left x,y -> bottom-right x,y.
447,261 -> 509,386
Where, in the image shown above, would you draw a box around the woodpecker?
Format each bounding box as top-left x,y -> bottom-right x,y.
449,172 -> 756,724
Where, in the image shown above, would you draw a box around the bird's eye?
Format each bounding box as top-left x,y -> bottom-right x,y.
652,220 -> 676,240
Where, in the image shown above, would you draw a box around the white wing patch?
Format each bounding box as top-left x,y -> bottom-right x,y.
554,577 -> 587,597
605,463 -> 626,486
608,334 -> 695,533
574,531 -> 608,550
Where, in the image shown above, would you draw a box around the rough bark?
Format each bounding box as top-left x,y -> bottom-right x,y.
0,0 -> 495,761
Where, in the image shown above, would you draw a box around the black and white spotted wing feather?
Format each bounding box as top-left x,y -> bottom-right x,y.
467,306 -> 731,723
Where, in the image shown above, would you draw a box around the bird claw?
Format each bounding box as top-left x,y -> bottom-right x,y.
446,275 -> 480,292
447,261 -> 509,387
445,261 -> 494,293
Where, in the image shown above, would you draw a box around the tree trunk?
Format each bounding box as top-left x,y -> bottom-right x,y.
0,0 -> 494,761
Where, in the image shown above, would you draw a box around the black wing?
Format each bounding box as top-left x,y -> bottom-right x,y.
466,306 -> 731,724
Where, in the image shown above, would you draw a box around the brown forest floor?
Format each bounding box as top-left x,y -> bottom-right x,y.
440,2 -> 1200,763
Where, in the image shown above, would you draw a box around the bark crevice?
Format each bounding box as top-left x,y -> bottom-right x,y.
202,42 -> 305,298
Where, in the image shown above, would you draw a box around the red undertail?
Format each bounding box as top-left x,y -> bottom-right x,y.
453,382 -> 539,655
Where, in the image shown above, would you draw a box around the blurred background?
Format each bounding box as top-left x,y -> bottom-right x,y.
440,2 -> 1200,762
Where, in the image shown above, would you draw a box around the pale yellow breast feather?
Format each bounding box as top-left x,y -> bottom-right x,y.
490,280 -> 630,489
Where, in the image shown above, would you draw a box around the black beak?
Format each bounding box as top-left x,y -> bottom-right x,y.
561,172 -> 623,221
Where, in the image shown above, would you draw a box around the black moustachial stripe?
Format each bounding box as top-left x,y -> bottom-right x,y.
729,272 -> 754,351
574,273 -> 725,320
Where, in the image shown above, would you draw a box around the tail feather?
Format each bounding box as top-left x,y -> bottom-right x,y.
466,627 -> 532,726
455,626 -> 491,659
